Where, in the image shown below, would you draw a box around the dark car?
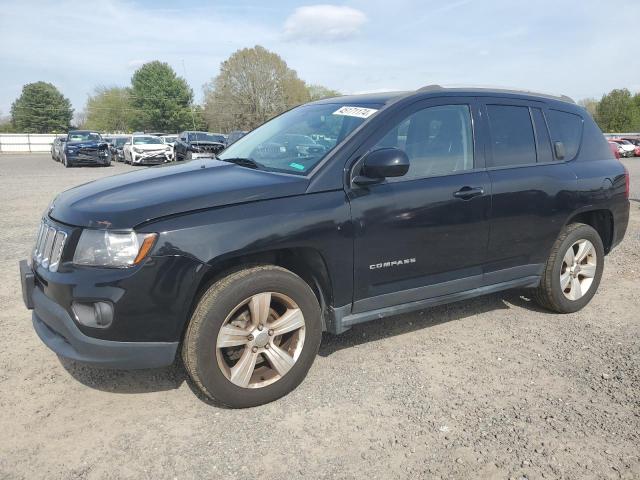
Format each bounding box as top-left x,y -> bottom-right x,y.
227,130 -> 248,145
110,137 -> 129,162
20,86 -> 629,408
61,130 -> 111,167
173,131 -> 226,161
50,137 -> 66,162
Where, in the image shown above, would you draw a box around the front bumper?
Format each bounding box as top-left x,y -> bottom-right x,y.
20,258 -> 185,369
131,151 -> 172,165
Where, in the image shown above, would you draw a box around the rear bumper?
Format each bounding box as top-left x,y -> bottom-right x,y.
21,260 -> 179,369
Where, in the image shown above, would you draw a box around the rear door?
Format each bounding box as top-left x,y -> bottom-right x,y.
481,98 -> 577,284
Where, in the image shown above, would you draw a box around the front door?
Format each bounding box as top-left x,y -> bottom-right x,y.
348,98 -> 491,313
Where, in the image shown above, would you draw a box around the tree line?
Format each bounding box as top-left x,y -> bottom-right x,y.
0,45 -> 340,134
3,45 -> 638,134
579,89 -> 640,133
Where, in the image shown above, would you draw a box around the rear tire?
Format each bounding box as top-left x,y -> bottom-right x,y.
182,265 -> 322,408
533,223 -> 604,313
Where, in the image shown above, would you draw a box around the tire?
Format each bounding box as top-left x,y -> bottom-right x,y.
533,223 -> 604,313
182,265 -> 322,408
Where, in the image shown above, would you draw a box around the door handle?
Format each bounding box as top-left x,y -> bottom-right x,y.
453,186 -> 484,200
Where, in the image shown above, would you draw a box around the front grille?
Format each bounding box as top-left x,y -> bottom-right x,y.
33,220 -> 67,272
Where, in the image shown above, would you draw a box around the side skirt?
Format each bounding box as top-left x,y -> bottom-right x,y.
327,276 -> 540,334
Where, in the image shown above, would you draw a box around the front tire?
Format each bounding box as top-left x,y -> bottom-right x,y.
533,223 -> 604,313
182,266 -> 322,408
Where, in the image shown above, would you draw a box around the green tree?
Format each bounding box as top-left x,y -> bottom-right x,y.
10,82 -> 73,133
595,89 -> 640,133
84,86 -> 132,132
129,61 -> 194,132
307,84 -> 341,101
203,45 -> 310,132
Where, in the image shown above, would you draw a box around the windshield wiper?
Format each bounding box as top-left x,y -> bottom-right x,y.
220,157 -> 266,170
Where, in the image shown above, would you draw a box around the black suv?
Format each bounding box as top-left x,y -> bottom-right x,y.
20,87 -> 629,408
173,131 -> 226,161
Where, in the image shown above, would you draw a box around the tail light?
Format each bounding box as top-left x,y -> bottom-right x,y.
624,165 -> 629,199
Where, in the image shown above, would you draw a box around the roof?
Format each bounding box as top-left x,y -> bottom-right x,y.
311,85 -> 575,106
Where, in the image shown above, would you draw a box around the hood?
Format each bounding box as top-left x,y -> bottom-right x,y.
67,140 -> 108,148
49,159 -> 309,229
133,143 -> 168,151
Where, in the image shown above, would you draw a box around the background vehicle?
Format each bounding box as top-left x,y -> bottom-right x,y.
21,87 -> 630,408
609,139 -> 636,157
50,137 -> 66,162
620,137 -> 640,156
61,130 -> 110,168
173,131 -> 226,161
109,136 -> 129,162
123,134 -> 173,165
160,135 -> 178,160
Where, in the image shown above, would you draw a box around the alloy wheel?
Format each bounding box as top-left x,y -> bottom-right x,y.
216,292 -> 306,389
560,239 -> 597,301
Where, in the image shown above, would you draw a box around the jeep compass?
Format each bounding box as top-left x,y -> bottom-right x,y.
20,86 -> 630,407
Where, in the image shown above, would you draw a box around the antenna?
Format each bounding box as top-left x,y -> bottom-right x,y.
182,59 -> 197,130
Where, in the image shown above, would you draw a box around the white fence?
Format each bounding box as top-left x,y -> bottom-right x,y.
0,134 -> 64,153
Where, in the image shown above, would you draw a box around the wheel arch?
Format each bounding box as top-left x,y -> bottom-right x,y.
564,208 -> 614,254
183,247 -> 334,340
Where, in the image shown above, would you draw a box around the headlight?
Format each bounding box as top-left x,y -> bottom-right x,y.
73,230 -> 157,267
133,147 -> 143,153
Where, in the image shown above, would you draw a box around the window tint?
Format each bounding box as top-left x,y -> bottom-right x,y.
372,104 -> 474,181
547,110 -> 583,160
531,108 -> 553,163
486,105 -> 536,167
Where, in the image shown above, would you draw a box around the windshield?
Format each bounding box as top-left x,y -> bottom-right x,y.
219,103 -> 381,175
190,132 -> 224,143
133,136 -> 163,145
68,131 -> 102,143
163,136 -> 177,143
114,137 -> 128,147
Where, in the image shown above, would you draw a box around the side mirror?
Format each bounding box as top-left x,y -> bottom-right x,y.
354,147 -> 410,185
554,141 -> 566,160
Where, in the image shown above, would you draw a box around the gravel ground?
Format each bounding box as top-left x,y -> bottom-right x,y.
0,154 -> 638,480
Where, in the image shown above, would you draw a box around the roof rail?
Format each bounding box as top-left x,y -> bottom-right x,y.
415,84 -> 575,104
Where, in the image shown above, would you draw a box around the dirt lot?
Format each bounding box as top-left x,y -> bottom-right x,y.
0,154 -> 638,479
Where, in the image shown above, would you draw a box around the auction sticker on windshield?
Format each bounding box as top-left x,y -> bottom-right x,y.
332,106 -> 378,119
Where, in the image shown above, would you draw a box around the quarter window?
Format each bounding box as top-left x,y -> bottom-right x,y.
486,105 -> 536,167
372,104 -> 474,181
547,110 -> 583,160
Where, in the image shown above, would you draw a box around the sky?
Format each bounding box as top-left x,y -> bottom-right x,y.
1,0 -> 639,117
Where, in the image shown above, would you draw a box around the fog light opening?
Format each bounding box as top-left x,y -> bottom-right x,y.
72,301 -> 114,328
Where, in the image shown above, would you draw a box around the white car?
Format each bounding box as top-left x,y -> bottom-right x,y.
123,135 -> 173,165
610,139 -> 635,157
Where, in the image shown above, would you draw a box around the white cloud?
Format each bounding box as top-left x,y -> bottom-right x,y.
283,5 -> 367,42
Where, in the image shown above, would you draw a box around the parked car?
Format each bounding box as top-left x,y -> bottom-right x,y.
61,130 -> 111,167
609,139 -> 636,157
20,86 -> 630,408
608,141 -> 621,159
123,134 -> 173,165
173,131 -> 226,161
110,137 -> 129,162
226,130 -> 248,146
50,137 -> 66,162
160,135 -> 178,159
620,137 -> 640,156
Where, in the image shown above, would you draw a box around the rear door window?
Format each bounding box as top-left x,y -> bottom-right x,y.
531,108 -> 553,163
546,110 -> 583,160
486,105 -> 537,167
